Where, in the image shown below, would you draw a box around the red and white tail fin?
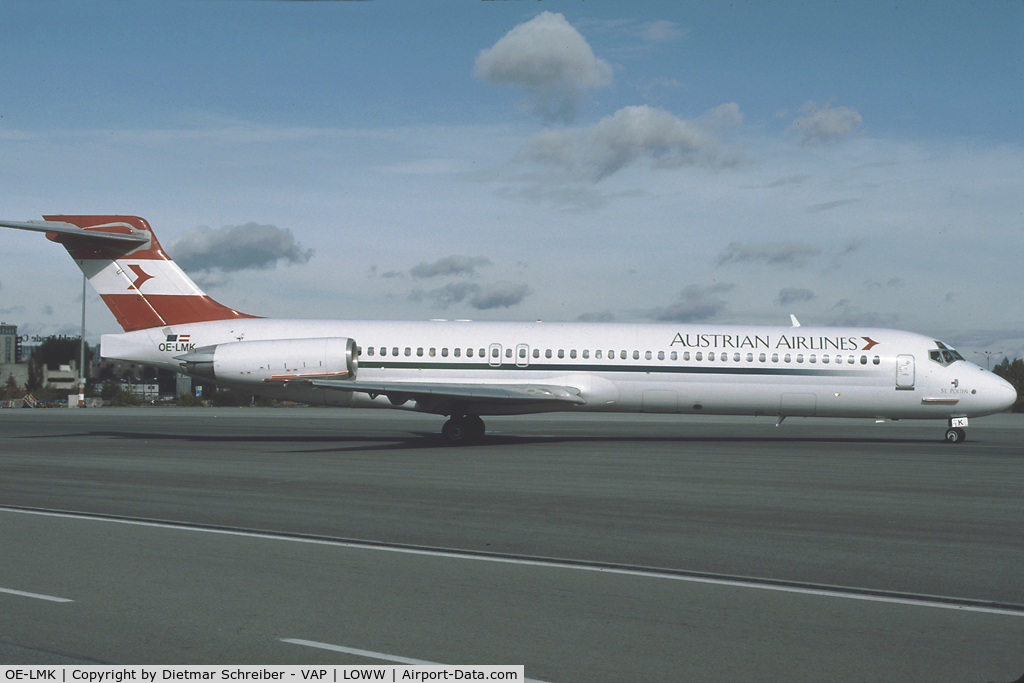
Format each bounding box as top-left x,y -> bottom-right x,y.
3,215 -> 256,332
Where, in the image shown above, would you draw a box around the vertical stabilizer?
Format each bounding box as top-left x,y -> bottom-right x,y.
39,215 -> 256,332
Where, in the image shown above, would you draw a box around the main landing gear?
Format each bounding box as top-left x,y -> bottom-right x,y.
441,415 -> 486,445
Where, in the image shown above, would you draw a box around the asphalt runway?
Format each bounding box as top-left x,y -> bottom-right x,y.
1,408 -> 1022,682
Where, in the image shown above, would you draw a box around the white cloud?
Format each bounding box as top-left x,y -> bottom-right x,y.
521,104 -> 738,180
470,281 -> 530,310
648,284 -> 735,323
785,101 -> 863,146
776,288 -> 815,306
474,12 -> 612,122
172,223 -> 314,272
717,242 -> 822,269
410,255 -> 492,279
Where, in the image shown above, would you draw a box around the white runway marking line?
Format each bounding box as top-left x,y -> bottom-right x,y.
4,505 -> 1024,618
0,586 -> 74,603
280,639 -> 552,683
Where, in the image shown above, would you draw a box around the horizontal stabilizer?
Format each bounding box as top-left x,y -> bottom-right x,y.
311,379 -> 586,405
0,219 -> 148,246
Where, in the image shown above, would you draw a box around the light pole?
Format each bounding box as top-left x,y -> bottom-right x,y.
79,272 -> 86,408
975,350 -> 1001,371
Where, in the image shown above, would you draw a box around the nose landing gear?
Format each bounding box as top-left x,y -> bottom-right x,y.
943,417 -> 969,443
441,415 -> 486,445
944,426 -> 967,443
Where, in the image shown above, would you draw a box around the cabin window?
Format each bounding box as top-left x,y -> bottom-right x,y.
479,348 -> 485,357
596,350 -> 603,359
519,348 -> 527,358
645,351 -> 652,360
429,348 -> 436,357
367,347 -> 374,356
417,348 -> 424,357
533,349 -> 539,358
733,353 -> 740,362
847,355 -> 855,364
695,352 -> 703,361
570,349 -> 577,359
708,352 -> 716,361
620,350 -> 627,360
466,348 -> 473,358
772,353 -> 779,362
785,354 -> 792,363
809,354 -> 816,363
583,349 -> 589,359
873,356 -> 880,365
860,355 -> 868,364
658,351 -> 665,361
491,348 -> 500,359
546,349 -> 552,358
758,353 -> 766,362
405,347 -> 412,357
505,348 -> 512,358
392,348 -> 399,357
796,354 -> 803,363
671,351 -> 677,361
683,352 -> 690,361
558,349 -> 565,359
441,348 -> 448,357
454,348 -> 461,357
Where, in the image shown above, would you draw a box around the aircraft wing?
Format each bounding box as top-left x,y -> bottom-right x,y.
0,219 -> 148,246
309,378 -> 586,406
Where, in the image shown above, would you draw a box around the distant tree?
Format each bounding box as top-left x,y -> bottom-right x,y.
108,388 -> 142,407
4,375 -> 24,400
31,336 -> 93,370
209,388 -> 250,407
992,357 -> 1024,413
176,392 -> 204,407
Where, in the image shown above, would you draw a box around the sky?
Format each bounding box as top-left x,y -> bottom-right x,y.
0,0 -> 1022,360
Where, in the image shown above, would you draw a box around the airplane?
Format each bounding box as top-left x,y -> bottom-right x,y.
0,214 -> 1016,444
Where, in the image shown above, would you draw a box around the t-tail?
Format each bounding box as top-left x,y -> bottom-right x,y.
0,215 -> 255,332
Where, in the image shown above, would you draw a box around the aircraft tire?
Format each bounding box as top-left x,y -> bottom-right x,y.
442,417 -> 477,445
944,427 -> 967,443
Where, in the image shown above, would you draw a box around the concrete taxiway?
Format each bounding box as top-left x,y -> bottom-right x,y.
0,408 -> 1022,682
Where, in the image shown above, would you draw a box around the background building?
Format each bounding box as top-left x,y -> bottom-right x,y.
0,323 -> 29,390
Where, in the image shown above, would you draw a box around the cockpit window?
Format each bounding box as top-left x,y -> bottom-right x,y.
930,342 -> 965,366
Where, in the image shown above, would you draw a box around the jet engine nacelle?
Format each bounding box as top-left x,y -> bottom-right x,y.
177,337 -> 357,383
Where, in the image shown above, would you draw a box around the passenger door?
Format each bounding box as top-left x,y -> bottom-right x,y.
896,354 -> 915,390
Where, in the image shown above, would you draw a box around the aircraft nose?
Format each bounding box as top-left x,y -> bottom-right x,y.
990,374 -> 1018,412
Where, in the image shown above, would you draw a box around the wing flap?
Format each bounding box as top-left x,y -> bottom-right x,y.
309,379 -> 586,405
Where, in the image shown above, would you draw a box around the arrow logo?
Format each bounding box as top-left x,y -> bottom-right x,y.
861,336 -> 879,351
127,264 -> 154,290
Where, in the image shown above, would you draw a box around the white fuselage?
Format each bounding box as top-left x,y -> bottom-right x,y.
101,318 -> 1017,420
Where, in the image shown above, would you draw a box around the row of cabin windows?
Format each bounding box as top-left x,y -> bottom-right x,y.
360,345 -> 881,366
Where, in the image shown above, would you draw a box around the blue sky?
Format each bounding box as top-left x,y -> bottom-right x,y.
1,0 -> 1022,359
